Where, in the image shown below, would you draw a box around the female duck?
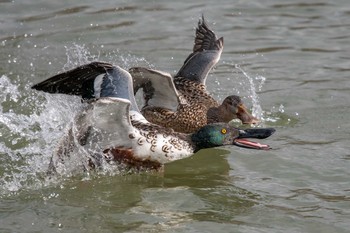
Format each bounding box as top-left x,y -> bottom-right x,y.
130,16 -> 258,133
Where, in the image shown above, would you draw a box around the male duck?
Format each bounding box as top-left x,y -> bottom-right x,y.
130,16 -> 259,134
32,62 -> 275,172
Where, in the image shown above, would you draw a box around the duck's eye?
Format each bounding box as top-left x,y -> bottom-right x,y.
221,128 -> 227,134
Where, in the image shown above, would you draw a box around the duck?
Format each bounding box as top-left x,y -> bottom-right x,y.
129,16 -> 259,134
31,62 -> 275,172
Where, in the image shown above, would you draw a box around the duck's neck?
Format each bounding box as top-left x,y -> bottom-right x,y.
189,138 -> 212,153
189,128 -> 222,153
207,105 -> 234,124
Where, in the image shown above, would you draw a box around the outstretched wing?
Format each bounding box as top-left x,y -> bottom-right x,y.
129,67 -> 184,111
32,61 -> 140,112
175,16 -> 224,85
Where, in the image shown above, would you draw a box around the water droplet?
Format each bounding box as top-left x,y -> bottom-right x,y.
235,65 -> 263,119
12,139 -> 18,145
279,104 -> 285,113
255,75 -> 266,91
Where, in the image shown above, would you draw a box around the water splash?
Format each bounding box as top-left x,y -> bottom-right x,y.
0,44 -> 99,195
234,65 -> 265,120
0,74 -> 84,195
0,44 -> 155,195
62,43 -> 152,69
63,43 -> 100,70
230,65 -> 296,127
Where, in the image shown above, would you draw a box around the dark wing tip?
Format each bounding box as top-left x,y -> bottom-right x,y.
193,16 -> 223,53
31,61 -> 115,96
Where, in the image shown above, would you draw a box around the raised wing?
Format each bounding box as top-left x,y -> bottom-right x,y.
175,16 -> 224,85
129,67 -> 184,111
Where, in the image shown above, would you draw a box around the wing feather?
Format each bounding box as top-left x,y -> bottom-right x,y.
130,67 -> 183,111
175,16 -> 224,85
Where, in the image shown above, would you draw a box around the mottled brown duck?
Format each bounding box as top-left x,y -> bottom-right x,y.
130,16 -> 258,134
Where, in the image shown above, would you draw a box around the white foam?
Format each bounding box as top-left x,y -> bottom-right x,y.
0,44 -> 153,195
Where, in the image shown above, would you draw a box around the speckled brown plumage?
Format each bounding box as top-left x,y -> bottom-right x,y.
173,77 -> 218,107
140,77 -> 258,133
141,103 -> 208,134
140,76 -> 219,133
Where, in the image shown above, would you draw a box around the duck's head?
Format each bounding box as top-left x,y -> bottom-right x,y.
222,95 -> 259,124
191,123 -> 275,152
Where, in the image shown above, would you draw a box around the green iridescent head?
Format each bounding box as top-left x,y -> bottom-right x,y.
191,123 -> 275,152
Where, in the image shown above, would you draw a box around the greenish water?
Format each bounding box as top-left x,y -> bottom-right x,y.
1,0 -> 350,232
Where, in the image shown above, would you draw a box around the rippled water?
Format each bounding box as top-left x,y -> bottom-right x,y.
1,0 -> 350,232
